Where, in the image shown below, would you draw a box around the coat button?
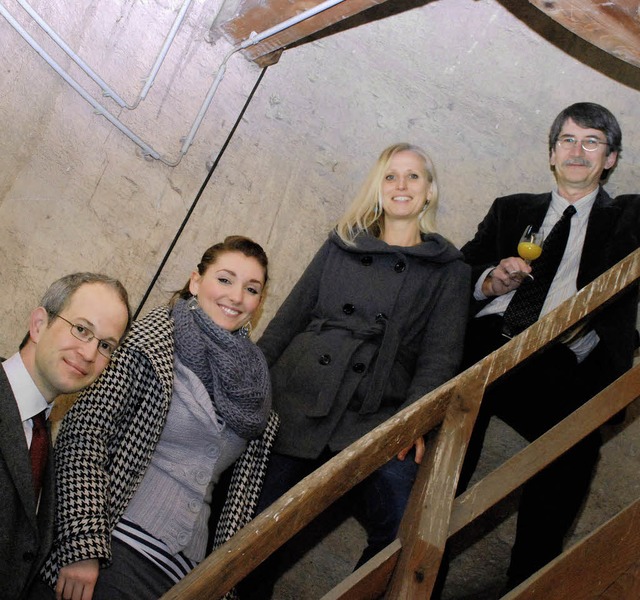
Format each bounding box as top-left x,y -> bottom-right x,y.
361,255 -> 373,266
319,354 -> 332,365
195,470 -> 209,485
177,532 -> 190,545
22,551 -> 35,562
342,303 -> 355,315
352,363 -> 366,373
375,312 -> 387,323
394,260 -> 406,273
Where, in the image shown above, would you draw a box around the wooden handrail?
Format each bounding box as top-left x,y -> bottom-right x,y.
503,496 -> 640,599
383,247 -> 640,599
450,363 -> 640,537
161,247 -> 640,600
162,382 -> 455,599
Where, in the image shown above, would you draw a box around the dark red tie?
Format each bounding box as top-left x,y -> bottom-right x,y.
30,410 -> 49,499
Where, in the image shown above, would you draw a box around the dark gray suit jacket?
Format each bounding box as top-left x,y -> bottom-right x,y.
0,366 -> 54,600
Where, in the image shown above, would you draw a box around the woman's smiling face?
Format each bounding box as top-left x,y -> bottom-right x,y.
189,251 -> 265,331
381,150 -> 431,222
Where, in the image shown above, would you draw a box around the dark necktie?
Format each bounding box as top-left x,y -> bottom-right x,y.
502,205 -> 577,337
30,410 -> 49,500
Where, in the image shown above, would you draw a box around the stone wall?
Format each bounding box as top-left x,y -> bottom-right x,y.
1,0 -> 638,353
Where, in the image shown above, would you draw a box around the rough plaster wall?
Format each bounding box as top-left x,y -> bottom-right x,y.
0,0 -> 263,352
1,0 -> 638,353
1,0 -> 639,595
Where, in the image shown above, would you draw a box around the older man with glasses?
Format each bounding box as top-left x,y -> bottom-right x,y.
1,273 -> 131,600
450,102 -> 640,593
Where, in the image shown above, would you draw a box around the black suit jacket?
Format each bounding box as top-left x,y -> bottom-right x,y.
461,188 -> 640,378
0,366 -> 55,600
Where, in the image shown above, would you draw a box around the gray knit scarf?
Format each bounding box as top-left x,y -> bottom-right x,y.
172,297 -> 271,440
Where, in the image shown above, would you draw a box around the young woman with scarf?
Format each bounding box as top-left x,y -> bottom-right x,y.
31,236 -> 277,600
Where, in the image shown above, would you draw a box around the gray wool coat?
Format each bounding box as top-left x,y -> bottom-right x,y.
258,230 -> 471,459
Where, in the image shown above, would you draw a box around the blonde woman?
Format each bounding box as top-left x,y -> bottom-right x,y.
245,143 -> 470,597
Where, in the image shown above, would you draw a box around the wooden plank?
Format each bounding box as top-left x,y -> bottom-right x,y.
218,0 -> 389,63
322,377 -> 489,599
321,378 -> 489,599
385,381 -> 488,598
596,560 -> 640,599
473,248 -> 640,392
528,0 -> 640,69
219,0 -> 640,67
321,539 -> 401,600
450,363 -> 640,536
503,497 -> 640,599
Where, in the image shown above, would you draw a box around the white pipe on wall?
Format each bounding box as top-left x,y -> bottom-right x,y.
15,0 -> 128,108
137,0 -> 193,105
0,2 -> 161,159
2,0 -> 347,165
15,0 -> 193,110
175,0 -> 348,161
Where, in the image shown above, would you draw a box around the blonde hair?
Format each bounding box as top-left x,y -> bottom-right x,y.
336,143 -> 439,244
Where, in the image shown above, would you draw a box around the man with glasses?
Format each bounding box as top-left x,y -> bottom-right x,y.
454,102 -> 639,591
1,273 -> 131,600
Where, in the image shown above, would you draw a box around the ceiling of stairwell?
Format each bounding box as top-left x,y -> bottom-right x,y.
215,0 -> 640,69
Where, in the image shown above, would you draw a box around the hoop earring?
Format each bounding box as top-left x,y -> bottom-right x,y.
239,321 -> 253,338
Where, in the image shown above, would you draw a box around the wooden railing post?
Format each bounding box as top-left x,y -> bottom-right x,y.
385,367 -> 488,598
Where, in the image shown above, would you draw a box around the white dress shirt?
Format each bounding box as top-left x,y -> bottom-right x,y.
474,188 -> 601,361
2,352 -> 50,447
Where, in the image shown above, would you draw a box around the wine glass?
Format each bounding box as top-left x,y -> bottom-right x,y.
511,225 -> 544,280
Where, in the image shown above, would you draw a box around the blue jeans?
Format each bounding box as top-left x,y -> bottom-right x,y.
242,447 -> 419,597
259,450 -> 419,563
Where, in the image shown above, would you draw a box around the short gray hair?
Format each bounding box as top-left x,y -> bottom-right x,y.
19,272 -> 132,349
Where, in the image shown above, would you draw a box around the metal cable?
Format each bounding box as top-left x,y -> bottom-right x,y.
133,66 -> 268,319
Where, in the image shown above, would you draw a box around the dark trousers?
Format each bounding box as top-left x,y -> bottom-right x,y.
239,447 -> 419,599
458,315 -> 609,586
28,538 -> 174,600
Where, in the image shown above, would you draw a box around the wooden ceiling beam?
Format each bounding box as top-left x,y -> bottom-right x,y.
528,0 -> 640,69
214,0 -> 640,70
216,0 -> 389,64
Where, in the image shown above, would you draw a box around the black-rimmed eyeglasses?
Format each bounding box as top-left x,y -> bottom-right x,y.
55,314 -> 117,359
556,136 -> 609,152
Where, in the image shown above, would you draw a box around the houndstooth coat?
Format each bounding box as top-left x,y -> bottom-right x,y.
41,306 -> 278,586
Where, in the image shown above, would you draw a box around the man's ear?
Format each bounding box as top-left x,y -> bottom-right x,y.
29,307 -> 49,344
605,151 -> 618,170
